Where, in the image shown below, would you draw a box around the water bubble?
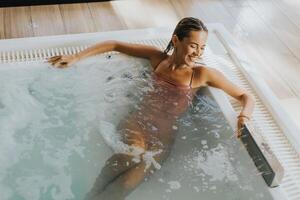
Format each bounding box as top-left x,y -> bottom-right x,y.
168,181 -> 181,190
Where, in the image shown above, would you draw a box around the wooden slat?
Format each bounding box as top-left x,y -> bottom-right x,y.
87,2 -> 126,31
0,8 -> 4,39
194,0 -> 239,31
220,0 -> 250,7
220,2 -> 298,99
110,0 -> 178,29
30,5 -> 65,36
3,6 -> 34,38
272,0 -> 300,31
59,3 -> 96,34
247,0 -> 300,62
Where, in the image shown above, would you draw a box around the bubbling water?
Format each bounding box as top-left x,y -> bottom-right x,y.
0,55 -> 273,200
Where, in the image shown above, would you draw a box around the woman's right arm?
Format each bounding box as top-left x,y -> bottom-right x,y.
48,40 -> 165,69
76,40 -> 117,61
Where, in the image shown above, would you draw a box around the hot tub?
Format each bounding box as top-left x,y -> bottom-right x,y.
0,25 -> 298,200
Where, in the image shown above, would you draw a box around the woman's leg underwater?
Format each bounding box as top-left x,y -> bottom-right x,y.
84,153 -> 139,200
84,123 -> 149,200
89,149 -> 171,200
85,114 -> 175,200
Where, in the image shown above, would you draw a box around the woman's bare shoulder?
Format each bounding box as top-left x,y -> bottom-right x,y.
193,64 -> 212,77
150,52 -> 169,70
194,65 -> 222,78
191,65 -> 226,88
191,65 -> 210,88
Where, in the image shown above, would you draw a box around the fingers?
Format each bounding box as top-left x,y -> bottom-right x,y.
229,123 -> 242,139
237,126 -> 243,138
54,61 -> 69,68
47,55 -> 70,68
236,122 -> 245,139
230,126 -> 242,139
236,116 -> 250,139
47,56 -> 62,67
47,55 -> 61,64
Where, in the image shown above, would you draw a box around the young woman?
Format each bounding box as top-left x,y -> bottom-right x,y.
48,17 -> 254,200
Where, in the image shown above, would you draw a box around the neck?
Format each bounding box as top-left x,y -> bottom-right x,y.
169,53 -> 188,70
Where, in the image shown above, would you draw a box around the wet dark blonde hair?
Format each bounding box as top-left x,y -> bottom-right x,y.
164,17 -> 208,54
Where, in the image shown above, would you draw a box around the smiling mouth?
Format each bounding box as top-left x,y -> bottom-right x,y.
189,56 -> 198,62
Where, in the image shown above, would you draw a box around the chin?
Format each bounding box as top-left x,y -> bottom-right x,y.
186,59 -> 195,66
186,57 -> 196,66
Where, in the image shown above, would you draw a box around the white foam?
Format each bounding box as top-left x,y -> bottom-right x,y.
184,144 -> 238,182
98,120 -> 162,170
0,56 -> 150,199
168,181 -> 181,190
0,65 -> 49,199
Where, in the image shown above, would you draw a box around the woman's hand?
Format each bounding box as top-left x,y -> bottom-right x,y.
47,54 -> 79,68
236,116 -> 249,138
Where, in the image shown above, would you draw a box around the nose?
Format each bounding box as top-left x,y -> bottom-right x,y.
193,48 -> 202,58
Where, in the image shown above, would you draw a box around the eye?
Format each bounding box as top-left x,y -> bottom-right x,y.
190,44 -> 197,49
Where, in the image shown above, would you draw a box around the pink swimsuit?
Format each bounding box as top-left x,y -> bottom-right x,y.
152,70 -> 194,90
118,69 -> 195,149
133,69 -> 195,124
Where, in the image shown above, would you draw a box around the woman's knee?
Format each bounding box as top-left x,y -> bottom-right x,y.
121,163 -> 150,190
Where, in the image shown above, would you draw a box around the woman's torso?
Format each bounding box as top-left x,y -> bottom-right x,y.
118,56 -> 203,134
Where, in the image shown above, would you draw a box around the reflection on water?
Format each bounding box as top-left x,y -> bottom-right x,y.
0,56 -> 272,200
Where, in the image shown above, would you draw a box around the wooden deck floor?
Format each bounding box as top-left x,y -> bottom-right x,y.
1,0 -> 300,126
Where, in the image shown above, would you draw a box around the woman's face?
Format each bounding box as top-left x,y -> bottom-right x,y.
173,30 -> 208,66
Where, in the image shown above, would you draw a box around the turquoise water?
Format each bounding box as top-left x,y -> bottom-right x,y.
0,55 -> 272,200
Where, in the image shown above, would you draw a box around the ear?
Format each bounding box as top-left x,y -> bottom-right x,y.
171,35 -> 179,47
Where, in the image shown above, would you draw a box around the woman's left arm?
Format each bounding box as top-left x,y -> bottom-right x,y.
205,67 -> 255,138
